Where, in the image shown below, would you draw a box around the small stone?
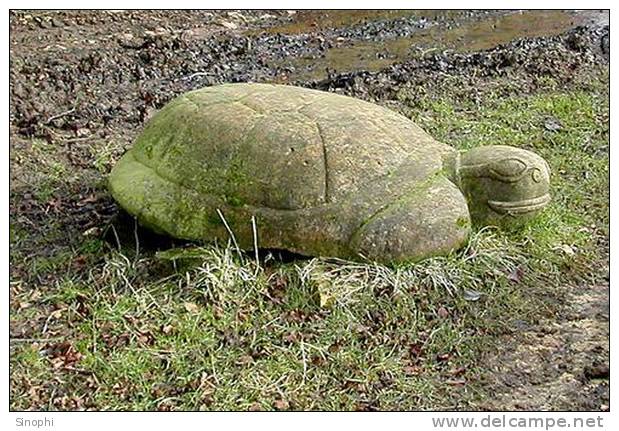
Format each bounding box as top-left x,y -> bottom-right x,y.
544,117 -> 563,132
583,363 -> 609,380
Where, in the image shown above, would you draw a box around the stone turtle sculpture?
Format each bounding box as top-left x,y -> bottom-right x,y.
109,83 -> 551,264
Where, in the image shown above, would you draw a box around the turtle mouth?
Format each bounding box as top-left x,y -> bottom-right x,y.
488,194 -> 551,215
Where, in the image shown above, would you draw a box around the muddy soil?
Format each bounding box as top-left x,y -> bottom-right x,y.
9,9 -> 609,410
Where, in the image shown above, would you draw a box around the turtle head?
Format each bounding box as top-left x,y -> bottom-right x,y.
454,145 -> 551,227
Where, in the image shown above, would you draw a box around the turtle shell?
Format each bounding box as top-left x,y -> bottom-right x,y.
118,83 -> 453,210
109,83 -> 467,261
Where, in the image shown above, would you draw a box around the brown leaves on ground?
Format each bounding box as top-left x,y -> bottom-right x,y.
46,341 -> 83,369
183,301 -> 200,314
273,398 -> 290,410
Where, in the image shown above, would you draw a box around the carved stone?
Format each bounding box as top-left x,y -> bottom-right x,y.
108,83 -> 551,264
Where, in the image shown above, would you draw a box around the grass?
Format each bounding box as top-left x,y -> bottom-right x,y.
9,70 -> 609,410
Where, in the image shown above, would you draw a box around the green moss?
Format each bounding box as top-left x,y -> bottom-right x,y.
456,216 -> 470,228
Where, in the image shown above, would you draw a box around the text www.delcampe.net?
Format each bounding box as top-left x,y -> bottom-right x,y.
432,414 -> 605,430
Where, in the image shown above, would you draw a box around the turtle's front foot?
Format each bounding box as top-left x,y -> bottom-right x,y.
349,178 -> 471,264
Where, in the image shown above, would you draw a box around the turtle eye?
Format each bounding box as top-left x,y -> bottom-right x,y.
489,158 -> 528,181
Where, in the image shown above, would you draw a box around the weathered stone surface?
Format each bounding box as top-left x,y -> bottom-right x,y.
108,83 -> 551,264
456,145 -> 551,227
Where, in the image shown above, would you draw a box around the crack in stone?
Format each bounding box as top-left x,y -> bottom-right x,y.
295,109 -> 330,204
235,99 -> 265,114
348,175 -> 436,248
129,150 -> 315,213
315,122 -> 330,204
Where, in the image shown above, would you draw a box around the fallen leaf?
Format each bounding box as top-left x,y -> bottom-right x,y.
183,302 -> 200,314
448,367 -> 467,376
50,309 -> 64,319
544,117 -> 563,132
403,365 -> 421,376
316,280 -> 335,308
16,300 -> 31,310
463,289 -> 483,301
436,352 -> 451,362
236,355 -> 254,365
283,332 -> 299,343
274,399 -> 290,410
249,402 -> 262,411
72,255 -> 87,270
558,244 -> 576,256
218,20 -> 237,29
437,306 -> 449,318
507,267 -> 525,283
409,342 -> 424,359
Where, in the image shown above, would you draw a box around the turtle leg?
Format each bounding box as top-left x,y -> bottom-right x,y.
349,176 -> 471,264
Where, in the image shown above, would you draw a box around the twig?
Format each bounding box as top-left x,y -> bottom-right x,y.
300,341 -> 307,384
182,72 -> 216,80
45,107 -> 75,125
10,337 -> 63,343
251,216 -> 260,276
133,217 -> 140,264
216,209 -> 242,261
41,313 -> 56,334
110,223 -> 122,251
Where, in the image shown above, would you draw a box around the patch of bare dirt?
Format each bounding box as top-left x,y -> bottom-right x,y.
477,265 -> 609,410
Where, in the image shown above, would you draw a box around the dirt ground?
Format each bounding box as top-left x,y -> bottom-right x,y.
9,10 -> 609,411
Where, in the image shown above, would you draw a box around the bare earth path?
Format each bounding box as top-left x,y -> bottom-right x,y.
479,274 -> 609,410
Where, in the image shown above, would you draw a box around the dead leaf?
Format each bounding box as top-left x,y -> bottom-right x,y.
544,117 -> 563,132
50,308 -> 64,319
463,289 -> 483,301
316,280 -> 335,308
212,305 -> 224,319
557,244 -> 576,256
249,402 -> 262,411
283,332 -> 299,343
507,267 -> 525,283
16,300 -> 31,310
436,352 -> 451,362
409,342 -> 423,359
437,306 -> 449,318
72,255 -> 87,270
274,399 -> 290,410
448,367 -> 467,377
236,355 -> 254,365
218,20 -> 237,29
183,302 -> 200,314
403,365 -> 421,376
